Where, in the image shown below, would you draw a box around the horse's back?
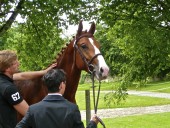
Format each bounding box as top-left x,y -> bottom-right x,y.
15,77 -> 48,105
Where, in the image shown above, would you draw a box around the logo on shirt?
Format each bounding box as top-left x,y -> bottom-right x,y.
11,92 -> 20,101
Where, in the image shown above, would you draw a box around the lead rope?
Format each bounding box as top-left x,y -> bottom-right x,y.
91,71 -> 106,128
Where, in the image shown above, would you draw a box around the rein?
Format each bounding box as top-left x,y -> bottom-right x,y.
90,71 -> 106,128
74,34 -> 106,127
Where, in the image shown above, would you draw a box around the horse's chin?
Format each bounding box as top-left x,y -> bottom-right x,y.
94,65 -> 109,81
95,73 -> 108,81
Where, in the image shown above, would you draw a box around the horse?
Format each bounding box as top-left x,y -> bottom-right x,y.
15,20 -> 109,120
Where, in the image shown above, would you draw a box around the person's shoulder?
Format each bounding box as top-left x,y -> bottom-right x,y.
65,100 -> 79,109
0,81 -> 12,94
0,78 -> 14,90
5,83 -> 19,92
0,77 -> 13,88
28,101 -> 44,112
31,99 -> 48,108
0,73 -> 13,83
1,83 -> 18,95
65,99 -> 76,105
30,101 -> 43,108
2,85 -> 23,105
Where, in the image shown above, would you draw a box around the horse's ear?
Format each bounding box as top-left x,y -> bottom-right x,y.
88,22 -> 95,34
77,20 -> 83,37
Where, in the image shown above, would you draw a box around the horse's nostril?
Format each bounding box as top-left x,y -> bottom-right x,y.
100,67 -> 104,73
99,67 -> 109,78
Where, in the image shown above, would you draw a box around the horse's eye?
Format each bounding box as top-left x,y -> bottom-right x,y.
81,44 -> 88,49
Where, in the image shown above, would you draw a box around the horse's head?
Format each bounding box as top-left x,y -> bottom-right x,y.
74,20 -> 109,80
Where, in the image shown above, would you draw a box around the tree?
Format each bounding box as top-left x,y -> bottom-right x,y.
98,0 -> 170,83
0,0 -> 99,36
92,0 -> 170,104
0,0 -> 99,70
99,0 -> 170,30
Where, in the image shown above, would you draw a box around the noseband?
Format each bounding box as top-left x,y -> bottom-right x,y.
73,34 -> 102,73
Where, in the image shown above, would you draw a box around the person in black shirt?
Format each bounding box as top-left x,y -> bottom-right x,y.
0,50 -> 56,128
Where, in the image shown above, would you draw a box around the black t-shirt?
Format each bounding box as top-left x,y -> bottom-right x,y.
0,73 -> 23,128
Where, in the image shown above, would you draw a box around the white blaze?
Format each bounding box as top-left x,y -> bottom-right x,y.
89,38 -> 109,78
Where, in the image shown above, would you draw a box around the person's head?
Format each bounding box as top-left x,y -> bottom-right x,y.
0,50 -> 19,74
42,69 -> 66,94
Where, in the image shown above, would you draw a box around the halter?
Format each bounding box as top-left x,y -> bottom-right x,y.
73,34 -> 102,73
74,34 -> 106,128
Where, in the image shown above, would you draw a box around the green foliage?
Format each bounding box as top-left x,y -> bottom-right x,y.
102,80 -> 128,106
107,20 -> 170,81
99,0 -> 170,30
0,0 -> 100,34
2,24 -> 64,71
0,0 -> 100,70
95,25 -> 127,77
104,90 -> 128,107
96,0 -> 170,85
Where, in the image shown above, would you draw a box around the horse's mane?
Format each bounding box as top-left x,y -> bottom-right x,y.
49,30 -> 89,68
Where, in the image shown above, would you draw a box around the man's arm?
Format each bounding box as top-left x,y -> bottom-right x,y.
13,100 -> 29,116
15,108 -> 32,128
4,85 -> 29,116
13,63 -> 57,80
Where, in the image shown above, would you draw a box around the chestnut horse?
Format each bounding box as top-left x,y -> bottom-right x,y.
15,20 -> 109,119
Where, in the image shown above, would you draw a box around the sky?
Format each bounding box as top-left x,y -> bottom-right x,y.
62,21 -> 91,38
16,14 -> 91,38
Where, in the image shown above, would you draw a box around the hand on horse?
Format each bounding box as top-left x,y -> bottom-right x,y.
13,63 -> 57,81
44,63 -> 57,73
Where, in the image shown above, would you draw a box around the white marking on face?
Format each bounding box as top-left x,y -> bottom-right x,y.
89,38 -> 109,79
89,38 -> 108,68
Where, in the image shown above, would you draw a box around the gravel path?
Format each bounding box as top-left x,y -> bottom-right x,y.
81,104 -> 170,120
80,91 -> 170,120
128,90 -> 170,99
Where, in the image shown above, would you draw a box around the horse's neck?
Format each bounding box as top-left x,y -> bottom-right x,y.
56,42 -> 82,103
57,43 -> 80,74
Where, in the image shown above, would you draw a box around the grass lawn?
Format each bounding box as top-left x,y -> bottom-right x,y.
90,112 -> 170,128
77,82 -> 119,91
78,80 -> 170,93
76,91 -> 170,110
135,81 -> 170,93
77,80 -> 170,128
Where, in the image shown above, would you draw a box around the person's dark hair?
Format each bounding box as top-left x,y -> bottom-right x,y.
42,69 -> 66,93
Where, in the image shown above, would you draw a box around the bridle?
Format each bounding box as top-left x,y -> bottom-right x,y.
73,34 -> 102,73
74,34 -> 106,128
